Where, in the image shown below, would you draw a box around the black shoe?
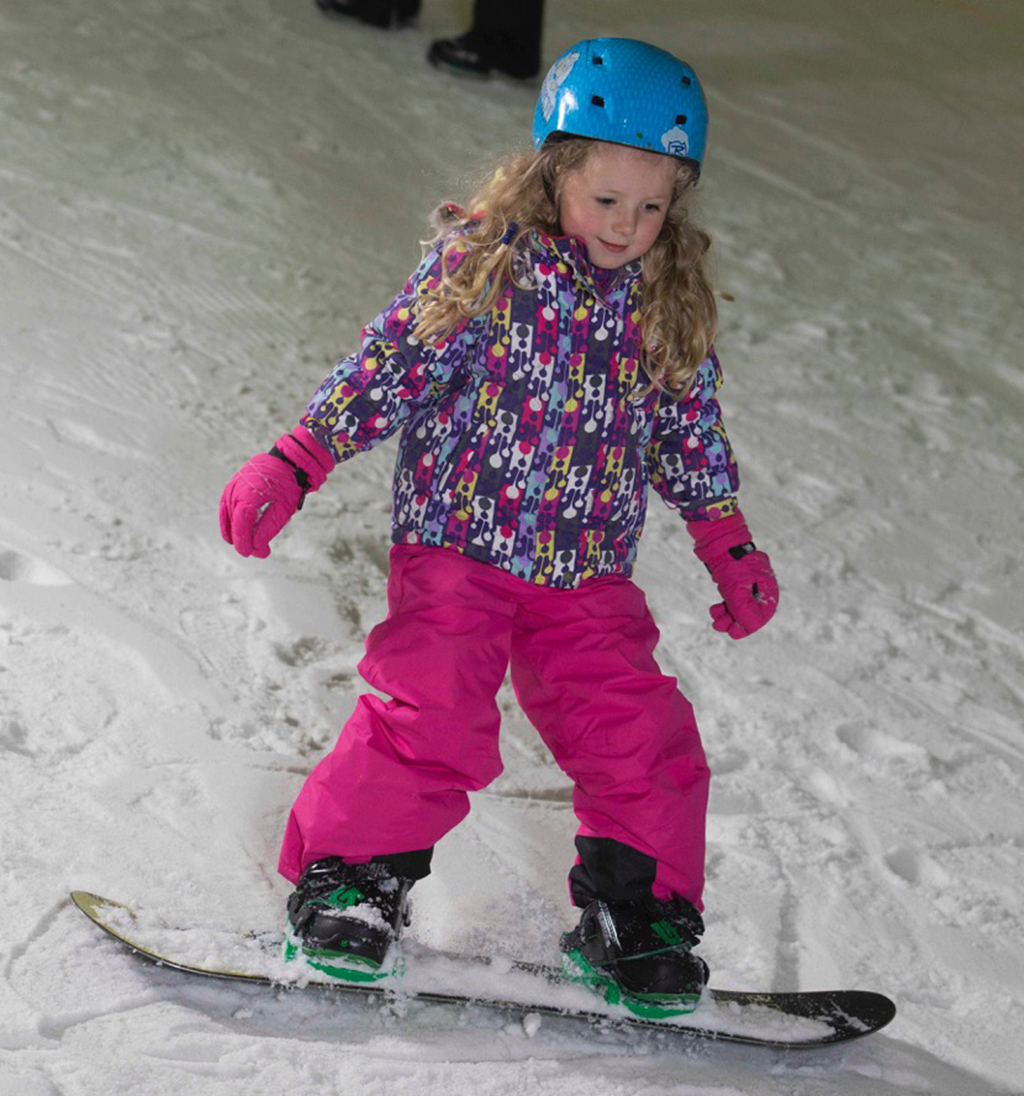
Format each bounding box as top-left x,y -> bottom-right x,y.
427,35 -> 492,79
427,34 -> 538,81
285,858 -> 414,981
315,0 -> 419,29
560,896 -> 710,1017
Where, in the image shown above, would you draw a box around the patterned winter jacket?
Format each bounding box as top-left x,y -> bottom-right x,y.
302,231 -> 740,589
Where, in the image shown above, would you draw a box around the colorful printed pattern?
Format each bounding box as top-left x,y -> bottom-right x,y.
303,232 -> 739,588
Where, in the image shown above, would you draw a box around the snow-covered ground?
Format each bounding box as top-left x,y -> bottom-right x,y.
2,0 -> 1022,1092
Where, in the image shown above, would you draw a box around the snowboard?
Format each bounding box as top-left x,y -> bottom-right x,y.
70,890 -> 895,1049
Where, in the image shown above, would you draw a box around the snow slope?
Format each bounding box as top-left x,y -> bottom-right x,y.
1,0 -> 1022,1092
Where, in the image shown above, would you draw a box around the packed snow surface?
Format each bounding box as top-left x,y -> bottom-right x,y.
2,1 -> 1022,1093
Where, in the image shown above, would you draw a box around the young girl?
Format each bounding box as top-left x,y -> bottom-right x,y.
220,38 -> 778,1017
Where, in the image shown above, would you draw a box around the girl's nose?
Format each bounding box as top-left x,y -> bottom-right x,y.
613,210 -> 638,237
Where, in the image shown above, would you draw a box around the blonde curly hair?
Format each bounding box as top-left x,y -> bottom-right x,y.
412,138 -> 718,397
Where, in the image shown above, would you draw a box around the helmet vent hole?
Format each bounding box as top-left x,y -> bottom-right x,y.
591,95 -> 605,108
592,55 -> 604,65
676,114 -> 688,125
681,75 -> 691,86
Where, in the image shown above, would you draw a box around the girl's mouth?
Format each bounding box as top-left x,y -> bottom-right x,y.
598,239 -> 628,253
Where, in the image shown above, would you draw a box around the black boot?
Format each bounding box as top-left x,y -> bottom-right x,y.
427,30 -> 539,81
315,0 -> 419,29
560,895 -> 709,1017
426,34 -> 495,79
428,0 -> 542,80
285,858 -> 414,981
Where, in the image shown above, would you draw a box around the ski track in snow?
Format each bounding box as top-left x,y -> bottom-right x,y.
1,0 -> 1022,1093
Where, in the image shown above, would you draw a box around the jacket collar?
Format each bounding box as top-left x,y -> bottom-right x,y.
530,231 -> 642,299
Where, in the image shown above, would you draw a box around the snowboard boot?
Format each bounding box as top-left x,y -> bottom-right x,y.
560,895 -> 709,1018
285,858 -> 414,982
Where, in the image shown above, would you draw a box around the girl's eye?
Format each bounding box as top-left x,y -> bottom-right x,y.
596,197 -> 616,206
644,203 -> 664,213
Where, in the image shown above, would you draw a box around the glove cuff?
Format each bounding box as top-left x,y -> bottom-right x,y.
686,511 -> 754,567
270,426 -> 335,507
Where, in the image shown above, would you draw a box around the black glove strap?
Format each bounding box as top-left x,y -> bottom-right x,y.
269,444 -> 311,510
728,541 -> 757,561
703,541 -> 757,574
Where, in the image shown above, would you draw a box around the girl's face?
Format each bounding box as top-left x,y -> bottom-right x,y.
558,142 -> 678,269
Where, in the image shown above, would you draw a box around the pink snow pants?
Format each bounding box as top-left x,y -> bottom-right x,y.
279,545 -> 710,908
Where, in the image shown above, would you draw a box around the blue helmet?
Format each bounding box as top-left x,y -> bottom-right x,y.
532,38 -> 708,174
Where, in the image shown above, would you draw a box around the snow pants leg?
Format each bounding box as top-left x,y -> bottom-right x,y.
278,546 -> 513,882
509,576 -> 709,910
279,546 -> 709,910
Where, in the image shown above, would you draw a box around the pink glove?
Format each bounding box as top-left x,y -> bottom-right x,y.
220,425 -> 334,559
687,512 -> 779,639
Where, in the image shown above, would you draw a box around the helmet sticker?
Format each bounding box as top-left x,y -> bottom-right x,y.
540,51 -> 581,123
660,126 -> 690,158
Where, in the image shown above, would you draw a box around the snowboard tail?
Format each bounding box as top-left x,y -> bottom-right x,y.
70,890 -> 895,1049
